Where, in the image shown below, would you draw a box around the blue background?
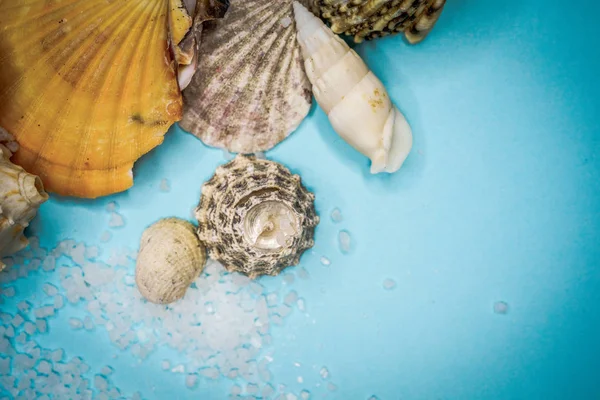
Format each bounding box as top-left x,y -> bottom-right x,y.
2,0 -> 600,398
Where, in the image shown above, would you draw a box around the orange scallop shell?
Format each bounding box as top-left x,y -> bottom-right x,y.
0,0 -> 186,198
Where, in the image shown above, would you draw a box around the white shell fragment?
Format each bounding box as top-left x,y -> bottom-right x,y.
0,128 -> 48,269
293,2 -> 413,174
196,155 -> 319,278
135,218 -> 207,304
180,0 -> 313,153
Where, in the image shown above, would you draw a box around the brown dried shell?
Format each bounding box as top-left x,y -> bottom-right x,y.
315,0 -> 446,44
195,155 -> 318,278
180,0 -> 313,153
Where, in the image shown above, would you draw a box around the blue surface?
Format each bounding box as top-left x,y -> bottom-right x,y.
2,0 -> 600,399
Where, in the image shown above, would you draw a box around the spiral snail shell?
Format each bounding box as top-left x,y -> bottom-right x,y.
195,155 -> 319,278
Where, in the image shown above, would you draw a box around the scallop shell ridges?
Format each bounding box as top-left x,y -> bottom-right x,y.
0,0 -> 183,198
180,0 -> 313,153
196,155 -> 318,278
136,218 -> 207,304
315,0 -> 446,43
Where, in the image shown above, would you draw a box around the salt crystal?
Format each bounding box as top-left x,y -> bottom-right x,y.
108,387 -> 121,398
320,257 -> 331,266
15,332 -> 27,343
266,293 -> 279,307
383,279 -> 397,291
53,295 -> 65,309
297,267 -> 309,280
277,305 -> 292,318
320,367 -> 329,379
106,202 -> 118,212
37,360 -> 52,374
17,301 -> 30,312
254,151 -> 267,160
294,362 -> 301,367
327,383 -> 338,392
284,291 -> 299,306
171,364 -> 185,374
262,384 -> 275,398
159,179 -> 171,192
0,357 -> 10,375
108,212 -> 125,228
287,394 -> 298,400
185,374 -> 198,388
338,230 -> 352,254
200,367 -> 219,379
24,322 -> 36,335
297,298 -> 306,312
100,231 -> 112,243
85,246 -> 99,259
131,392 -> 142,400
283,273 -> 295,285
4,325 -> 14,337
51,349 -> 64,362
42,256 -> 56,271
300,390 -> 311,399
494,301 -> 509,315
1,286 -> 15,297
83,316 -> 94,331
247,383 -> 259,394
94,375 -> 108,391
330,208 -> 343,224
231,385 -> 242,395
101,366 -> 113,376
12,314 -> 24,327
69,318 -> 83,330
297,376 -> 304,383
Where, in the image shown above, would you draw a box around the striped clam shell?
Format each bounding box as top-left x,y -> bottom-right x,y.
180,0 -> 313,153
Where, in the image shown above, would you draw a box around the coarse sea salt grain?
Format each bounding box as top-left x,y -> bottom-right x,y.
494,301 -> 509,315
330,208 -> 343,223
1,238 -> 340,399
108,212 -> 125,228
320,257 -> 331,266
159,179 -> 171,193
338,230 -> 352,254
383,278 -> 397,291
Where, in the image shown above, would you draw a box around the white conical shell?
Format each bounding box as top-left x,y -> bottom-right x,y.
135,218 -> 206,304
180,0 -> 313,153
293,1 -> 413,174
0,128 -> 48,270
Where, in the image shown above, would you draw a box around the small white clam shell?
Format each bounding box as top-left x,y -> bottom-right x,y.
135,218 -> 206,304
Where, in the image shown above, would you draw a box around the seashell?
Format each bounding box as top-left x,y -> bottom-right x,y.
0,0 -> 183,198
176,0 -> 231,90
314,0 -> 446,44
135,218 -> 207,304
195,155 -> 318,278
293,2 -> 413,174
0,129 -> 48,270
179,0 -> 313,154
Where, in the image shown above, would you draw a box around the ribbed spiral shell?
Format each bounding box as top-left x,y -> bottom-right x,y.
195,155 -> 318,278
314,0 -> 446,43
179,0 -> 313,153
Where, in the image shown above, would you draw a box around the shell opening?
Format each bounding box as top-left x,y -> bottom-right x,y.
244,201 -> 300,251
